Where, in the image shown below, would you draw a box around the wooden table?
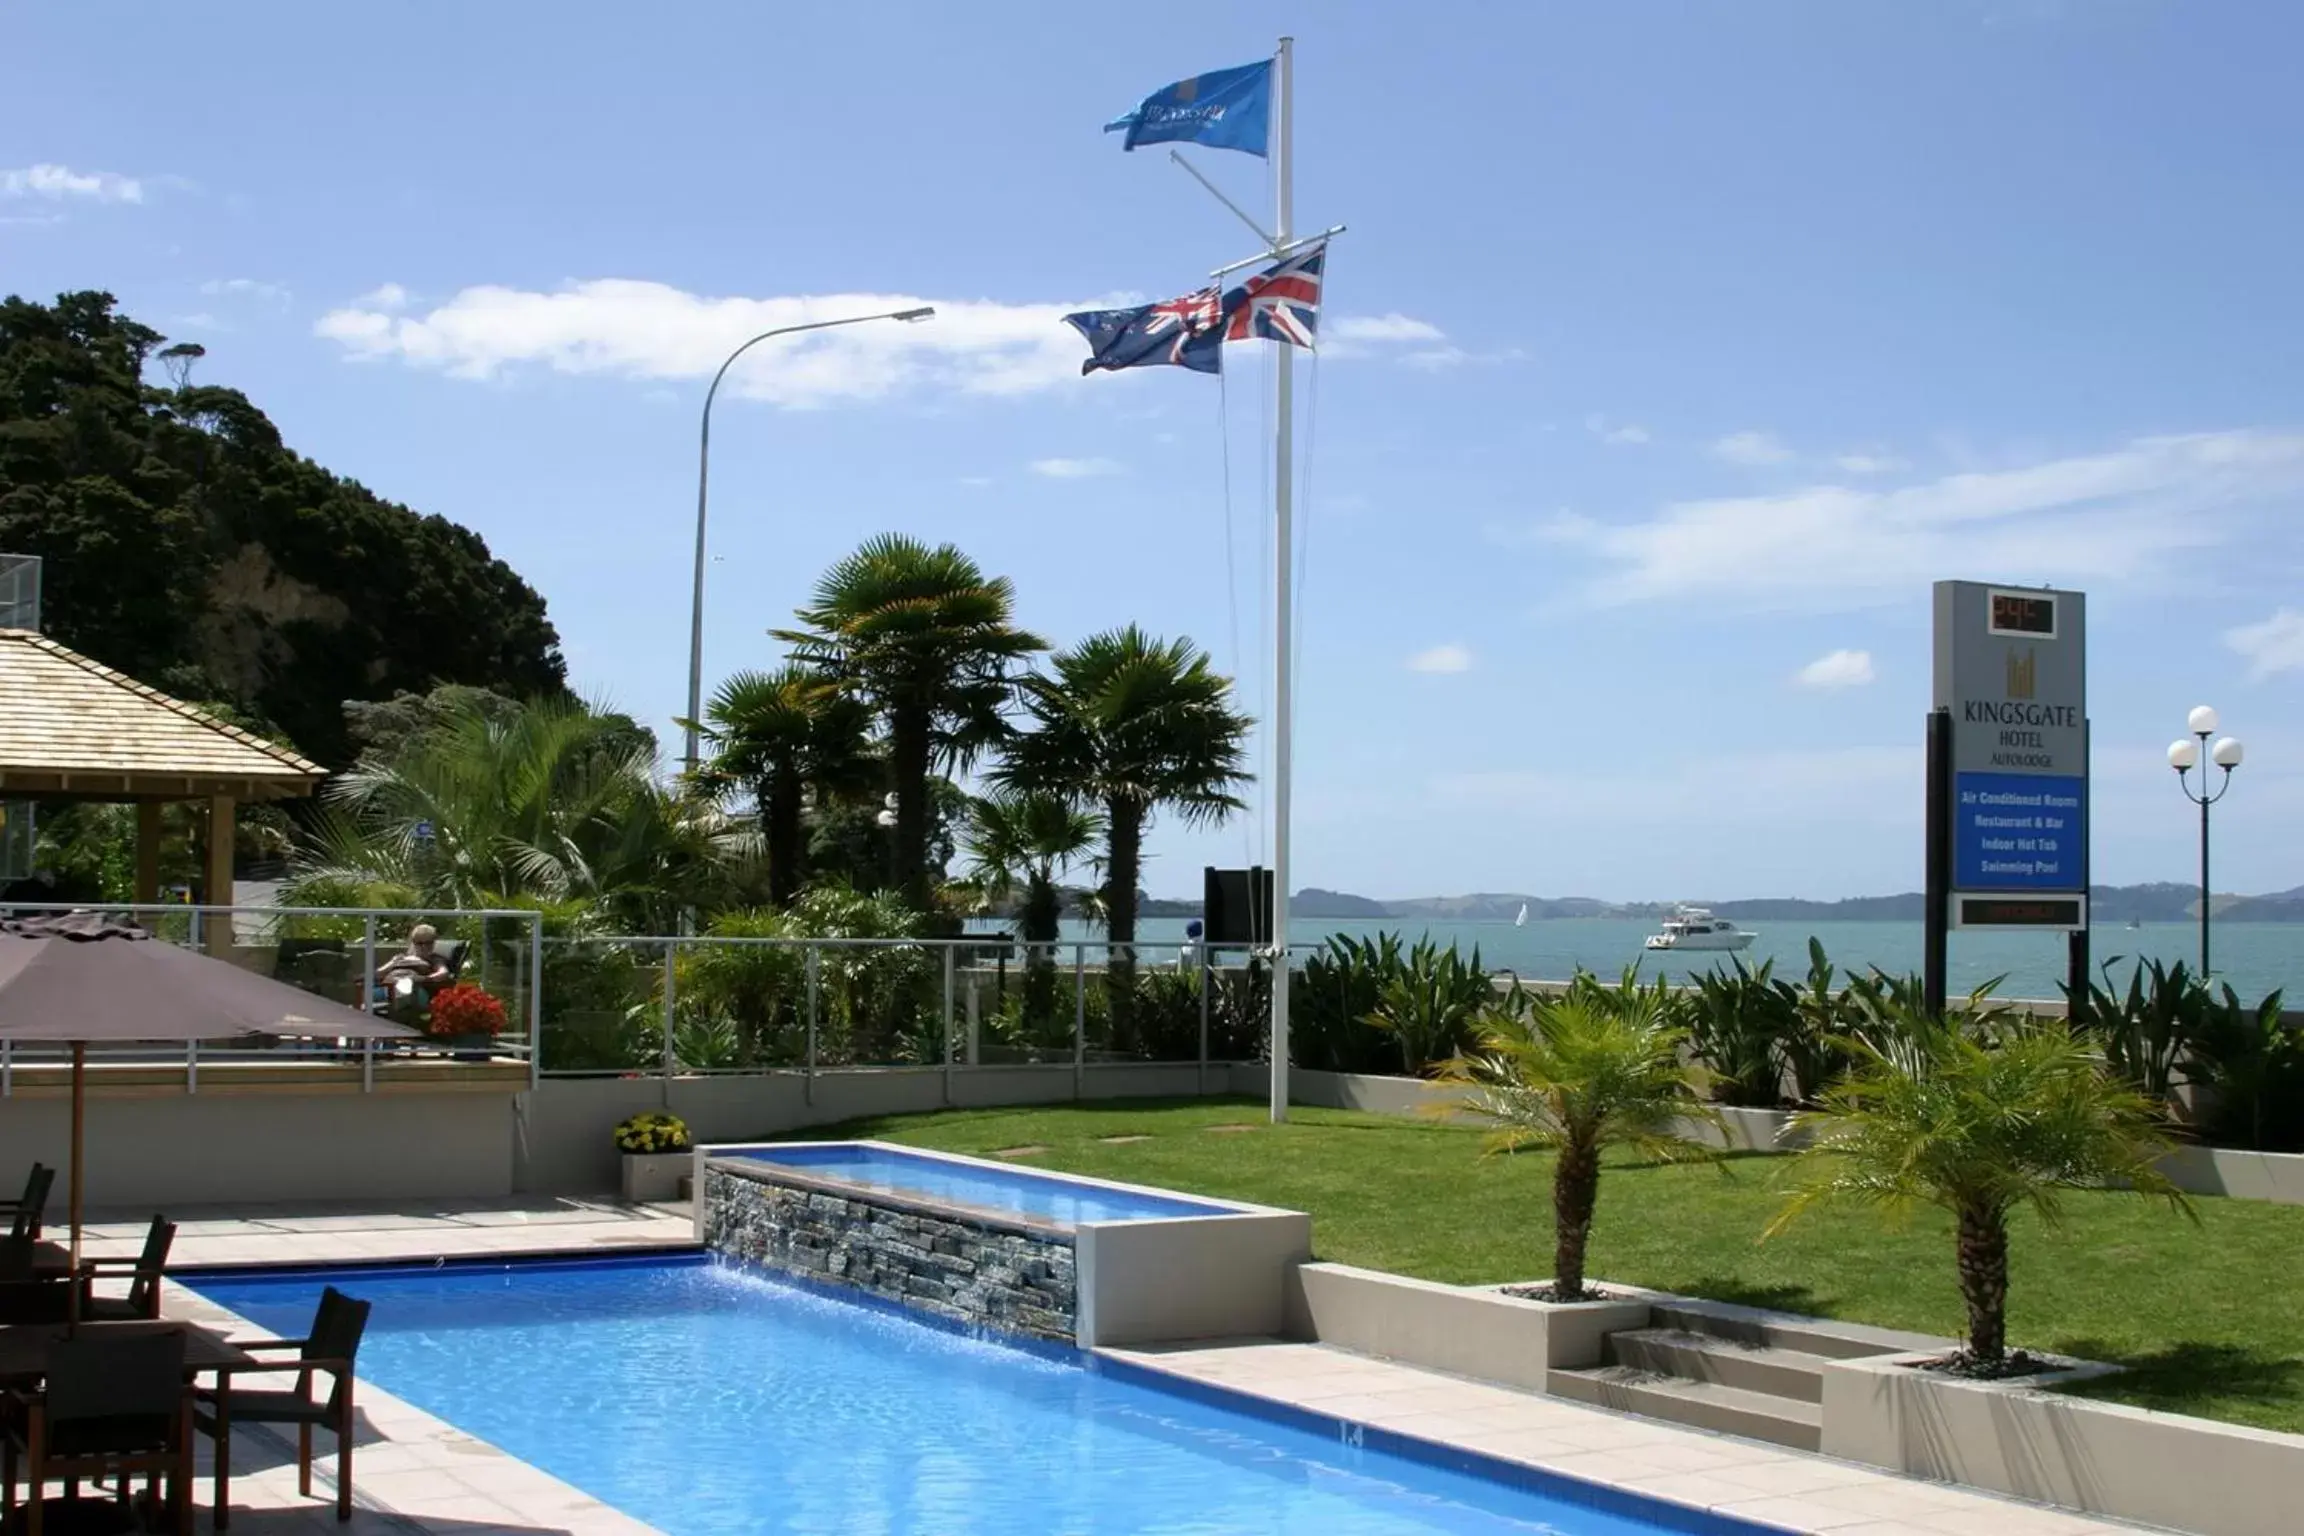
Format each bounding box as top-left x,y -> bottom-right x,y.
20,1240 -> 74,1281
0,1319 -> 254,1382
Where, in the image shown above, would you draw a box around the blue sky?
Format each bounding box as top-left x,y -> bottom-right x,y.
8,0 -> 2303,902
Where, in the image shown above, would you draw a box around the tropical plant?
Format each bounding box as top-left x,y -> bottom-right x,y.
784,884 -> 938,1065
1771,1010 -> 2190,1370
674,909 -> 809,1067
286,693 -> 721,932
996,626 -> 1252,1044
1364,937 -> 1495,1077
1294,933 -> 1408,1073
963,790 -> 1101,1036
1782,939 -> 1859,1105
691,665 -> 876,907
774,536 -> 1045,913
1434,978 -> 1718,1300
2068,957 -> 2211,1107
2189,984 -> 2304,1153
1685,960 -> 1801,1108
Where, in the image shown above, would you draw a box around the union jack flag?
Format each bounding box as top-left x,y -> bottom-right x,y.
1221,240 -> 1325,348
1064,285 -> 1225,375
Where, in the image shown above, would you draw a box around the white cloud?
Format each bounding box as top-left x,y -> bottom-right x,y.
2227,609 -> 2304,679
1406,643 -> 1473,674
1539,429 -> 2304,611
1714,430 -> 1794,466
201,277 -> 290,305
356,282 -> 412,311
957,475 -> 995,488
1327,313 -> 1447,344
0,164 -> 143,203
315,278 -> 1111,407
169,313 -> 226,333
1834,451 -> 1908,475
1795,649 -> 1876,689
1028,457 -> 1122,479
1585,413 -> 1650,446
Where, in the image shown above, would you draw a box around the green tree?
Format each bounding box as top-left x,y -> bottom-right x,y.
773,535 -> 1044,914
691,665 -> 876,907
964,790 -> 1102,1033
286,693 -> 715,932
996,627 -> 1250,1042
1771,1011 -> 2190,1369
1433,976 -> 1718,1299
0,291 -> 565,766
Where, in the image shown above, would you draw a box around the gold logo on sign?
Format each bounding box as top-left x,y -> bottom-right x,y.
2006,648 -> 2036,700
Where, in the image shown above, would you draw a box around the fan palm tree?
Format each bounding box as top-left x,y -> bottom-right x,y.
690,665 -> 876,906
1433,975 -> 1718,1299
1770,1010 -> 2190,1369
774,536 -> 1045,914
287,693 -> 718,931
995,627 -> 1250,1039
965,791 -> 1102,1033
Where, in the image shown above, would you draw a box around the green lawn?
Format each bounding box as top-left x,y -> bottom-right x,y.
802,1097 -> 2304,1435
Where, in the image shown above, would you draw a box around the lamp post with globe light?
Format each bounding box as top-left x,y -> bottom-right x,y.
2168,705 -> 2245,976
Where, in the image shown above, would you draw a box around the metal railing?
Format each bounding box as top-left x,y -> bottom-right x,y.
535,934 -> 1285,1091
0,902 -> 544,1092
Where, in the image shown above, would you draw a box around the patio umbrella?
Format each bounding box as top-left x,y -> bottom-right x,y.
0,912 -> 423,1264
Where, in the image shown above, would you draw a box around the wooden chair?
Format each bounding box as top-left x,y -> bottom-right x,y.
2,1330 -> 194,1536
0,1238 -> 71,1327
78,1217 -> 176,1324
193,1287 -> 370,1527
0,1165 -> 54,1243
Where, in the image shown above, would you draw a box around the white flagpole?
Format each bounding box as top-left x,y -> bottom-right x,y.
1268,35 -> 1295,1125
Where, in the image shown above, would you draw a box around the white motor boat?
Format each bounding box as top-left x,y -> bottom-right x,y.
1643,906 -> 1755,953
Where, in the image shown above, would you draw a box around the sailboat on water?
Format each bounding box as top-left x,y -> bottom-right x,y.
1514,903 -> 1528,927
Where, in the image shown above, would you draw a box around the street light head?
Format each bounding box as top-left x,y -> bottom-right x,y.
891,307 -> 935,323
2167,739 -> 2199,771
2212,736 -> 2245,770
2188,704 -> 2220,735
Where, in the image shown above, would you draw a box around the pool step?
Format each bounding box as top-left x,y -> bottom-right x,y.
1549,1365 -> 1823,1451
1603,1328 -> 1830,1403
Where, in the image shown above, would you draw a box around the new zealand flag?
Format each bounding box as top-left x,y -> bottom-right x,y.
1063,286 -> 1225,375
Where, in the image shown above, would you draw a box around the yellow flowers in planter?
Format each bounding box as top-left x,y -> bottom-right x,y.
614,1111 -> 692,1155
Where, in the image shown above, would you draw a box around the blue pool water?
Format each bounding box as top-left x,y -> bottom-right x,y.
730,1142 -> 1234,1224
191,1256 -> 1744,1536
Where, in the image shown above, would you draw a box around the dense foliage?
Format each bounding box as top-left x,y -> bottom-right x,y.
0,291 -> 565,766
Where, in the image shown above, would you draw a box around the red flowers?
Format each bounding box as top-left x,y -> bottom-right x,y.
427,982 -> 508,1038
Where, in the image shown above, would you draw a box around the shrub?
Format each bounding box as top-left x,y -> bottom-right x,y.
2189,984 -> 2304,1153
427,982 -> 507,1039
1363,938 -> 1495,1077
613,1111 -> 691,1154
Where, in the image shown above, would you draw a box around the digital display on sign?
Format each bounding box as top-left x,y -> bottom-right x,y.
1989,591 -> 2057,637
1957,895 -> 2084,929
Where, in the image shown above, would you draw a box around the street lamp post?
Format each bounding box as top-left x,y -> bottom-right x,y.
2167,704 -> 2245,977
684,307 -> 936,777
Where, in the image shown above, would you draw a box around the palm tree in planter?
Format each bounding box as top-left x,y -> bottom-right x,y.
964,790 -> 1102,1037
775,536 -> 1045,915
995,628 -> 1251,1048
1434,976 -> 1719,1301
691,665 -> 876,907
1770,1010 -> 2191,1372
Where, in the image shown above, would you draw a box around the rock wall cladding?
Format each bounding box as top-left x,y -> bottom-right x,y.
701,1164 -> 1078,1342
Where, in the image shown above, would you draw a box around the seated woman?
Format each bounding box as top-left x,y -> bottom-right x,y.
375,923 -> 457,1011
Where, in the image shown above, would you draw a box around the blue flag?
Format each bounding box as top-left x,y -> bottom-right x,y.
1104,59 -> 1271,157
1064,288 -> 1226,375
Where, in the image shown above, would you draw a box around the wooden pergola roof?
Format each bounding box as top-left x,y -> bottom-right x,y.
0,629 -> 326,802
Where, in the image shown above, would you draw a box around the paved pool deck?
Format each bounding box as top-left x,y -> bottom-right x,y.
1103,1338 -> 2170,1536
104,1197 -> 2173,1536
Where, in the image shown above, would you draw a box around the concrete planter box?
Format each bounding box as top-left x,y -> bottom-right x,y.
1678,1104 -> 1810,1152
1821,1352 -> 2304,1536
1283,1262 -> 1657,1391
2157,1143 -> 2304,1205
619,1152 -> 689,1204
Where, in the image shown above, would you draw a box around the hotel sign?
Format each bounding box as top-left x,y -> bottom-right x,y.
1932,582 -> 2088,929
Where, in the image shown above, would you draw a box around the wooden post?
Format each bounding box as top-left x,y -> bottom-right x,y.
204,795 -> 235,953
133,801 -> 162,907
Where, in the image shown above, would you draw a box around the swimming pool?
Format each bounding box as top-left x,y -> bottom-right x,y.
719,1141 -> 1239,1225
190,1254 -> 1757,1536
